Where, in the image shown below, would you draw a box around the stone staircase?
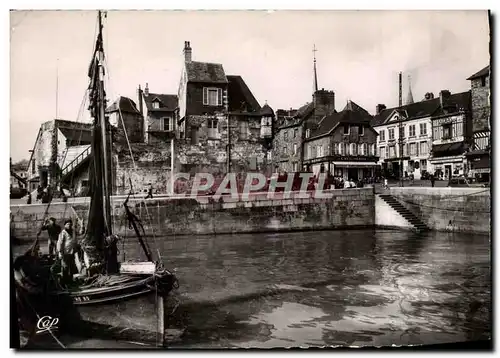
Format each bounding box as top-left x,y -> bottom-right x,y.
60,145 -> 91,180
378,194 -> 429,233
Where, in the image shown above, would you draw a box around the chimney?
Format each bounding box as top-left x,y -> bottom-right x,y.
424,92 -> 435,101
313,89 -> 335,123
137,85 -> 143,115
376,104 -> 386,115
439,90 -> 451,107
144,83 -> 149,97
183,41 -> 192,63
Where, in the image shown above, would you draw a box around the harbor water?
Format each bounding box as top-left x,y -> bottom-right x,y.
12,229 -> 491,348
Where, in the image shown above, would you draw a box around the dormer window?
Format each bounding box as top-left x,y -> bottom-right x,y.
358,125 -> 364,136
153,101 -> 160,109
343,124 -> 349,135
306,129 -> 311,138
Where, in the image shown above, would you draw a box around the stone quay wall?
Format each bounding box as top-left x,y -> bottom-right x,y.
11,188 -> 375,239
388,187 -> 491,234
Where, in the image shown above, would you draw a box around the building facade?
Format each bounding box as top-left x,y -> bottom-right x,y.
303,101 -> 378,180
429,91 -> 472,180
136,86 -> 178,145
372,90 -> 470,180
465,65 -> 490,182
26,119 -> 94,193
273,89 -> 336,172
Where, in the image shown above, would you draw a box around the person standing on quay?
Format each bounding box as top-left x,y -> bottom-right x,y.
145,183 -> 154,199
430,174 -> 435,188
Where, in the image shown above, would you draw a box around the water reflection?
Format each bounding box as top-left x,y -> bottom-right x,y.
12,229 -> 491,348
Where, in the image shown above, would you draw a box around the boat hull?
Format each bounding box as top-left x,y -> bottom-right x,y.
15,270 -> 178,347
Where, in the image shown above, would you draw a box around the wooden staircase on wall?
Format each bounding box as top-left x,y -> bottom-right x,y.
378,194 -> 429,233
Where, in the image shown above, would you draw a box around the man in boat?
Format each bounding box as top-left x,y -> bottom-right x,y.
37,217 -> 61,258
56,219 -> 78,284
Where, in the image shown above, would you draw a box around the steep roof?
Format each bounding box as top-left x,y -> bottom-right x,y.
260,103 -> 275,116
185,61 -> 228,84
307,106 -> 373,141
227,75 -> 261,114
371,91 -> 471,127
106,96 -> 141,114
143,93 -> 178,112
432,91 -> 471,117
342,100 -> 371,119
467,65 -> 490,80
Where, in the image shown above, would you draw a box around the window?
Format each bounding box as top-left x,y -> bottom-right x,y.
372,145 -> 377,156
203,87 -> 222,106
420,141 -> 428,155
284,131 -> 288,140
421,159 -> 427,169
442,124 -> 452,139
294,128 -> 298,138
481,77 -> 486,87
350,143 -> 356,155
419,123 -> 427,136
282,146 -> 287,155
32,159 -> 36,174
343,125 -> 350,135
152,101 -> 160,109
380,130 -> 385,141
306,129 -> 311,138
344,143 -> 349,155
380,147 -> 385,158
339,143 -> 345,155
410,143 -> 417,156
160,117 -> 172,131
388,128 -> 395,140
293,143 -> 297,155
409,125 -> 416,137
389,146 -> 395,158
208,119 -> 218,139
318,145 -> 324,158
358,125 -> 364,135
362,143 -> 368,155
292,162 -> 298,172
239,120 -> 249,140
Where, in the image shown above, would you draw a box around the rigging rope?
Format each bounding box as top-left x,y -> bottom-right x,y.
101,54 -> 162,263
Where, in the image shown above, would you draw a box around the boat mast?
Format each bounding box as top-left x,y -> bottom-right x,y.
97,10 -> 113,234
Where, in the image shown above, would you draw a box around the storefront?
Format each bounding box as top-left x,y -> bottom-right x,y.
430,143 -> 467,180
331,161 -> 378,181
466,150 -> 490,183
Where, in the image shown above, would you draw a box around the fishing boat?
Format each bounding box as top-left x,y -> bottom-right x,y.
13,11 -> 178,348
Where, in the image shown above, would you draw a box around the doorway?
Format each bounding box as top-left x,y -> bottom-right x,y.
347,168 -> 358,181
445,165 -> 452,180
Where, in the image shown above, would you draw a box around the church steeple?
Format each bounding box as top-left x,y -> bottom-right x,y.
313,44 -> 318,93
406,75 -> 414,105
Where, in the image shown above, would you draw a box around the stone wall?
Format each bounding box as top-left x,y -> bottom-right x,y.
389,187 -> 490,234
471,76 -> 490,133
11,188 -> 375,239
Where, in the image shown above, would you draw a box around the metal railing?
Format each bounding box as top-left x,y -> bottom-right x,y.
61,146 -> 91,176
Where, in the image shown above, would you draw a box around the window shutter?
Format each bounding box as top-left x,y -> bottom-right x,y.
203,88 -> 208,105
218,88 -> 223,106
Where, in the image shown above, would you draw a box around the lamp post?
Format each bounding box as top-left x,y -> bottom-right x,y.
398,116 -> 404,187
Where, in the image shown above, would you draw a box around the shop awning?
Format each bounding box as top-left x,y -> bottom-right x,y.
465,150 -> 489,157
470,156 -> 490,169
383,156 -> 411,162
432,142 -> 465,157
332,161 -> 378,167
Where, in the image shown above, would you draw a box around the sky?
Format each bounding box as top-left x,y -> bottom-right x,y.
9,10 -> 490,162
